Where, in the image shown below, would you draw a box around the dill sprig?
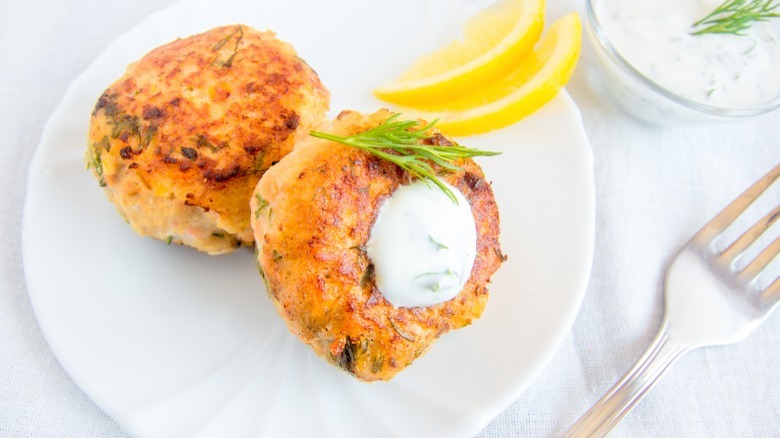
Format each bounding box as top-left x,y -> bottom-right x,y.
692,0 -> 780,36
309,113 -> 499,204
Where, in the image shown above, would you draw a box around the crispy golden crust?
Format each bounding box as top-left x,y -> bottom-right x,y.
87,25 -> 329,254
251,109 -> 503,381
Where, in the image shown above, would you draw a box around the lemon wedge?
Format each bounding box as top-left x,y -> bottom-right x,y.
373,0 -> 545,106
416,12 -> 581,136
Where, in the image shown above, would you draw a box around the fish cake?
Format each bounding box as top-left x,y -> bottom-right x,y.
87,25 -> 330,254
250,109 -> 504,381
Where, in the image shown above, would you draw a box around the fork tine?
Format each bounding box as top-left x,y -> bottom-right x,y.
737,236 -> 780,284
719,205 -> 780,263
762,275 -> 780,305
693,163 -> 780,244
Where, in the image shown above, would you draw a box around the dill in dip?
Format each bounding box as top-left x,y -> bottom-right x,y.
595,0 -> 780,108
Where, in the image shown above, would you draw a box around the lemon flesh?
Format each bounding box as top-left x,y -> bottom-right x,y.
426,12 -> 582,136
374,0 -> 545,106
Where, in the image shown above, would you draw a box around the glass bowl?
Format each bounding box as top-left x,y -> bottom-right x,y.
585,0 -> 780,126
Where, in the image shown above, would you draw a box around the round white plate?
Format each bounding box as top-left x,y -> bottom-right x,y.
23,0 -> 595,436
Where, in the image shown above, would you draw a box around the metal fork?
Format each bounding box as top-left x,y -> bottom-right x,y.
565,163 -> 780,437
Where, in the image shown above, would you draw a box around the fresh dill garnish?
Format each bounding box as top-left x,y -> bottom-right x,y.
309,113 -> 499,204
692,0 -> 780,36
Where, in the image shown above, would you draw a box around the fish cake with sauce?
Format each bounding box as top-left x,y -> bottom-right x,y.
86,25 -> 330,254
250,109 -> 504,381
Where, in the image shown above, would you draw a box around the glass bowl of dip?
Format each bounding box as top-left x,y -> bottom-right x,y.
586,0 -> 780,125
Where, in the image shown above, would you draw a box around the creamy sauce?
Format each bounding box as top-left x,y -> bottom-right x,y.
366,180 -> 476,308
596,0 -> 780,108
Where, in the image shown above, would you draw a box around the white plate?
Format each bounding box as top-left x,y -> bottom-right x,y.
23,0 -> 595,436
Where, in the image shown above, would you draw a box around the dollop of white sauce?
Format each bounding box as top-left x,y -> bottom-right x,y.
596,0 -> 780,107
366,180 -> 476,308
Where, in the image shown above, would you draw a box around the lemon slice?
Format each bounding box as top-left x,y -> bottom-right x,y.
373,0 -> 545,106
418,12 -> 581,136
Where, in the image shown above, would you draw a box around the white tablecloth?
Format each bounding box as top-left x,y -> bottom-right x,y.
2,0 -> 778,436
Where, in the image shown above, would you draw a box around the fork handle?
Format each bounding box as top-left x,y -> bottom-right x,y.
564,324 -> 691,437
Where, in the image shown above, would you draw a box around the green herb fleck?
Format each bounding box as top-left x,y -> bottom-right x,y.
193,134 -> 226,152
360,264 -> 375,287
389,318 -> 416,342
414,269 -> 458,292
212,26 -> 244,67
331,336 -> 358,373
96,135 -> 111,152
88,137 -> 108,187
414,269 -> 457,280
141,124 -> 157,149
429,235 -> 449,250
109,114 -> 138,139
254,194 -> 269,219
106,110 -> 156,152
371,355 -> 384,374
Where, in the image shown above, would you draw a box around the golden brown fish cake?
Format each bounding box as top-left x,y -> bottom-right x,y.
86,25 -> 329,254
251,109 -> 504,381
